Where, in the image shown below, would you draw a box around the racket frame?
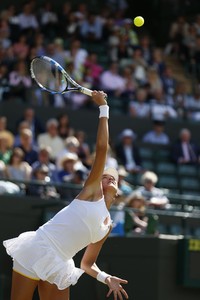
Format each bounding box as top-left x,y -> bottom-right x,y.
30,56 -> 92,96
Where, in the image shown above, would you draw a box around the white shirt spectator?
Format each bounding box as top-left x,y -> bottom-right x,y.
37,133 -> 64,160
100,70 -> 125,92
142,131 -> 170,145
151,102 -> 177,119
129,101 -> 150,118
18,13 -> 38,30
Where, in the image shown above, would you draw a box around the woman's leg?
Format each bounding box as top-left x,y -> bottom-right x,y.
11,271 -> 38,300
38,281 -> 70,300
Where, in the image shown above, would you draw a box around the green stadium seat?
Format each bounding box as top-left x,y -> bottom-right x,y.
156,162 -> 176,175
179,177 -> 200,192
141,160 -> 155,171
157,175 -> 179,190
139,147 -> 154,160
177,165 -> 198,177
154,149 -> 171,162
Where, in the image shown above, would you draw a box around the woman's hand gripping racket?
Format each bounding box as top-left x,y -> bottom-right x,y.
30,56 -> 93,96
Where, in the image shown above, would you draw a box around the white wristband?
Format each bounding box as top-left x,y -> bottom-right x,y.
99,105 -> 109,119
97,271 -> 111,284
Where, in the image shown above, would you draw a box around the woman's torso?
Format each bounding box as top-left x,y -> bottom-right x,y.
38,197 -> 111,259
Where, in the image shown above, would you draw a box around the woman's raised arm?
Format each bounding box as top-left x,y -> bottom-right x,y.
78,90 -> 109,199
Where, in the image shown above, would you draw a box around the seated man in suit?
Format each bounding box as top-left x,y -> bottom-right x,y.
115,128 -> 142,173
171,128 -> 200,164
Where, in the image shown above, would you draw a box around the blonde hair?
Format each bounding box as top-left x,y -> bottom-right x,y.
141,171 -> 158,185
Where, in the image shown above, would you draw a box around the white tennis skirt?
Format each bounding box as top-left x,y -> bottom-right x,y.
3,231 -> 84,290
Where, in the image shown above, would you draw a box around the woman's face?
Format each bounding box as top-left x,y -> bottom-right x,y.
102,174 -> 118,195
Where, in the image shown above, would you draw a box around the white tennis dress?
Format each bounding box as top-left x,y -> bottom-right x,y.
3,197 -> 111,290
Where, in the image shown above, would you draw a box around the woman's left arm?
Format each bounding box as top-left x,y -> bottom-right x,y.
81,233 -> 129,299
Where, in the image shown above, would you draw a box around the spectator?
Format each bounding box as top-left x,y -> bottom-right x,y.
9,60 -> 32,102
57,113 -> 74,140
79,12 -> 103,41
0,135 -> 12,165
120,18 -> 139,47
31,146 -> 57,182
57,153 -> 78,183
37,118 -> 64,161
140,34 -> 153,64
27,164 -> 59,199
84,53 -> 103,88
0,64 -> 11,101
59,169 -> 86,201
135,171 -> 169,208
120,66 -> 137,107
100,62 -> 126,97
131,47 -> 147,84
150,88 -> 178,120
56,136 -> 80,169
17,107 -> 44,140
125,191 -> 148,234
117,165 -> 133,205
171,128 -> 200,164
17,2 -> 39,31
39,2 -> 58,38
0,116 -> 14,148
75,130 -> 91,167
150,48 -> 166,76
5,147 -> 32,181
184,84 -> 200,120
115,128 -> 142,173
146,67 -> 163,95
12,34 -> 29,60
19,128 -> 38,165
173,81 -> 191,118
129,87 -> 150,118
65,39 -> 88,74
161,65 -> 177,100
165,15 -> 189,56
14,120 -> 30,147
51,38 -> 68,67
142,119 -> 170,145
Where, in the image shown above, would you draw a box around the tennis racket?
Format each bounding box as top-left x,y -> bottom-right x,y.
30,56 -> 93,96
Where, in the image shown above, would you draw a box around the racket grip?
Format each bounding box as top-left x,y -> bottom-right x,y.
81,87 -> 93,97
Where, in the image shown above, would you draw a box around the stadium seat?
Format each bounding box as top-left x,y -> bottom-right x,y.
154,149 -> 171,162
179,177 -> 200,192
139,147 -> 154,160
157,175 -> 179,190
177,165 -> 198,177
141,160 -> 155,171
156,162 -> 176,175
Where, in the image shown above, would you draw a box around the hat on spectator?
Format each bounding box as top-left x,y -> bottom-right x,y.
118,165 -> 128,178
0,131 -> 14,148
121,128 -> 136,139
61,153 -> 78,167
103,167 -> 119,182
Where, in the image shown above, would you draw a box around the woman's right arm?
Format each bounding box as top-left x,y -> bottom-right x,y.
77,91 -> 109,199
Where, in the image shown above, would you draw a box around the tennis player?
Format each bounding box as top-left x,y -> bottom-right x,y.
3,91 -> 129,300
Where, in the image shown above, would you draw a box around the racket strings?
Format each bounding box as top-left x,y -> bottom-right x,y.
31,58 -> 68,92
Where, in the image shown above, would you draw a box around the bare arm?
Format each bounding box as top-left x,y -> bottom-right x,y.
78,91 -> 109,200
81,232 -> 129,299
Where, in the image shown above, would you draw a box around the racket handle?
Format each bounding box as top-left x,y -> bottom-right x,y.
80,87 -> 93,97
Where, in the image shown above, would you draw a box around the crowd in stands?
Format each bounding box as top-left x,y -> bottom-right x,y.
0,1 -> 200,120
0,1 -> 200,235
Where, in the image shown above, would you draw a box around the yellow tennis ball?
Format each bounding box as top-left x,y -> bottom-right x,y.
134,16 -> 144,27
